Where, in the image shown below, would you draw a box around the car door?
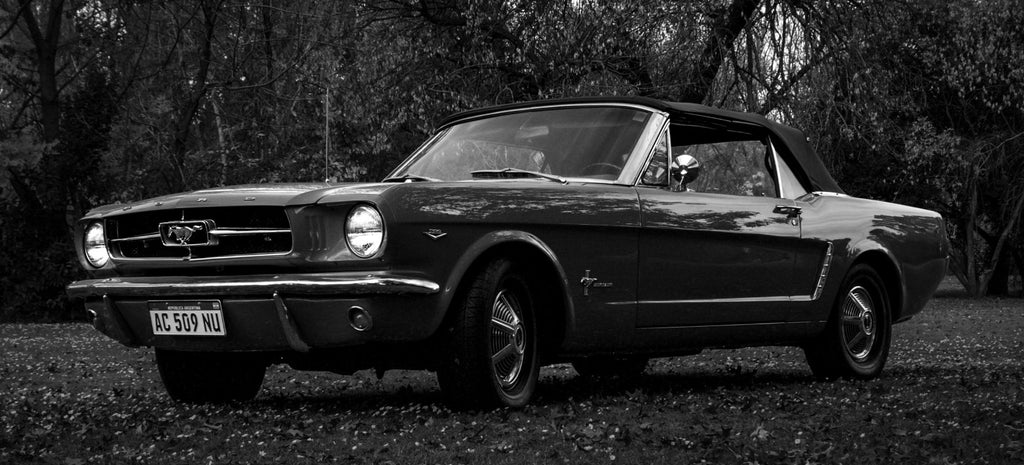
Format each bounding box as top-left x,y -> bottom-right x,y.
635,128 -> 806,328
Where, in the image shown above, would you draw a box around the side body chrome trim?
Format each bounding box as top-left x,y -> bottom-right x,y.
635,296 -> 793,305
67,274 -> 441,299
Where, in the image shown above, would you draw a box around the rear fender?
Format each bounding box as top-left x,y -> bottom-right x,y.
845,239 -> 906,321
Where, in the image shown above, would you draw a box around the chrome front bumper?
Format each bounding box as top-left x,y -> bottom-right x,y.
67,272 -> 443,352
67,273 -> 440,298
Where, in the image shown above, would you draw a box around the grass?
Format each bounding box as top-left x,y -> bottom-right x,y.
2,289 -> 1023,464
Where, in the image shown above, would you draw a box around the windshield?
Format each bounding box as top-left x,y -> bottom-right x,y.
392,106 -> 653,182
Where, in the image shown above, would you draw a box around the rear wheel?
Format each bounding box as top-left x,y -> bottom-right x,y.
437,259 -> 539,409
572,356 -> 649,380
804,264 -> 892,380
155,349 -> 266,403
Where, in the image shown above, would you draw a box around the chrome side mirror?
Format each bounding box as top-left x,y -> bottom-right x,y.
671,154 -> 700,191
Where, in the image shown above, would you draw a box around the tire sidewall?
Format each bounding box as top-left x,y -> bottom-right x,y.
438,258 -> 541,409
483,263 -> 538,406
833,265 -> 892,378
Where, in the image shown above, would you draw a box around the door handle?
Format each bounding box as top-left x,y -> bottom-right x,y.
773,205 -> 802,216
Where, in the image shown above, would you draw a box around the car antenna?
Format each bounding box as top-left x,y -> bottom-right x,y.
324,79 -> 331,184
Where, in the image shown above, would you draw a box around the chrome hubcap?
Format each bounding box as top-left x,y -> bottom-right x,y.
841,285 -> 876,362
490,289 -> 525,389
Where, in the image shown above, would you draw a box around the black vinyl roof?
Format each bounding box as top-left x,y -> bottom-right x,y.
439,96 -> 843,194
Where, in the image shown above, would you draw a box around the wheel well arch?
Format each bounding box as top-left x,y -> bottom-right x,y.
440,233 -> 572,361
849,250 -> 905,322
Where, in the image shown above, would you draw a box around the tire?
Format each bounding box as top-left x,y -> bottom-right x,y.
803,264 -> 892,380
572,356 -> 649,380
437,259 -> 540,409
155,349 -> 267,403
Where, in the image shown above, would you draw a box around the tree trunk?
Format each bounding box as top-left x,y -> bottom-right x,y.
35,45 -> 60,142
678,0 -> 761,104
169,0 -> 223,191
987,247 -> 1010,296
963,180 -> 979,296
974,188 -> 1024,297
16,0 -> 65,142
7,0 -> 67,238
1013,244 -> 1024,297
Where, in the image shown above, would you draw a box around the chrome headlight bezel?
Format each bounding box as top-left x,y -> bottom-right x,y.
84,221 -> 110,268
345,205 -> 385,258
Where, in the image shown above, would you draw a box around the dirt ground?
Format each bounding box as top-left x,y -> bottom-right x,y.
2,287 -> 1022,464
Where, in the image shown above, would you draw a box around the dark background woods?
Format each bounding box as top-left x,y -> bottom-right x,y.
1,0 -> 1022,322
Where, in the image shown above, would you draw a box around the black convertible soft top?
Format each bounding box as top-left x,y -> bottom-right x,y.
440,96 -> 843,194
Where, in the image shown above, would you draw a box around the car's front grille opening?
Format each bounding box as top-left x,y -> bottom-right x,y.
108,207 -> 292,260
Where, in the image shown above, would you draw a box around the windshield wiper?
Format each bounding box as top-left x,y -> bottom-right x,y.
470,168 -> 568,184
381,174 -> 441,183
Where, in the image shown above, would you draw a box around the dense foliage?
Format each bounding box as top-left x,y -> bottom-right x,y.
1,0 -> 1021,321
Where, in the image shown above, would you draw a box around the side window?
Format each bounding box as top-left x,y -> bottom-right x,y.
641,129 -> 670,186
774,149 -> 808,199
674,139 -> 779,197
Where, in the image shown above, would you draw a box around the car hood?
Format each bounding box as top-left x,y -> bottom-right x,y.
82,182 -> 393,219
82,178 -> 614,220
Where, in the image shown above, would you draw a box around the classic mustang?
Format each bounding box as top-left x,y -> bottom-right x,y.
67,97 -> 948,408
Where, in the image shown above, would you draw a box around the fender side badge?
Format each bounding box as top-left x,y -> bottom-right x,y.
580,269 -> 613,296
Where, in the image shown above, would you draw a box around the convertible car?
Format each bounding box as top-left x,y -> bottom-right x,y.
67,96 -> 948,408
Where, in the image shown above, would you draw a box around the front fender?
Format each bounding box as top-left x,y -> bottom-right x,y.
439,230 -> 576,335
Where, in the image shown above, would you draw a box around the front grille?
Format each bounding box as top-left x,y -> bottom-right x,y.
108,207 -> 292,260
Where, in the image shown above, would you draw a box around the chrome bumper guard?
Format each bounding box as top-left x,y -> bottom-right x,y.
67,273 -> 441,298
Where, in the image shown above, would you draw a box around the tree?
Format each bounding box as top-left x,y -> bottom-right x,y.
3,0 -> 1020,322
782,0 -> 1024,296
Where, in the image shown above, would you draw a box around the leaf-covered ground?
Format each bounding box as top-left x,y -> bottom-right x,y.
2,293 -> 1023,464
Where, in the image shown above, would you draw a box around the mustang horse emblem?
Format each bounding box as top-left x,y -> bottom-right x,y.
168,225 -> 203,245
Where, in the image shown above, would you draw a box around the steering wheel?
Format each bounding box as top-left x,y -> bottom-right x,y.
580,162 -> 623,177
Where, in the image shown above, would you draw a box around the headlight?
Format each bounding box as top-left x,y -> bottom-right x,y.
84,222 -> 109,267
345,205 -> 384,258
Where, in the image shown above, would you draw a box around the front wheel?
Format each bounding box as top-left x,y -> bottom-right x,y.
155,349 -> 267,403
437,259 -> 540,409
804,264 -> 892,380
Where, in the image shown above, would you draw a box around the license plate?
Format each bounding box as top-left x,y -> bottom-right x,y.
149,300 -> 226,336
